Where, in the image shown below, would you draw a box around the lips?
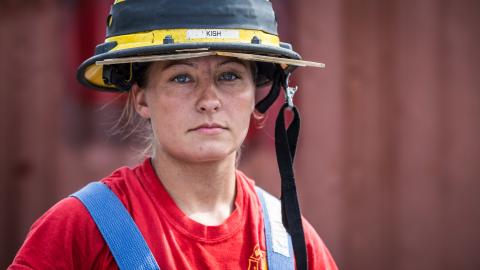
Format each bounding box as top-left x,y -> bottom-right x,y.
189,123 -> 227,133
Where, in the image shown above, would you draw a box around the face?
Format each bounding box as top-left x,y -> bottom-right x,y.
133,56 -> 256,164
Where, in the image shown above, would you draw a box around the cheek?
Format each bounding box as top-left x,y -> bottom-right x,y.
229,90 -> 256,130
146,95 -> 187,137
235,84 -> 256,110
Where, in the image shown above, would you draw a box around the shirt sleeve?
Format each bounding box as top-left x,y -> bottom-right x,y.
302,217 -> 339,270
8,197 -> 113,270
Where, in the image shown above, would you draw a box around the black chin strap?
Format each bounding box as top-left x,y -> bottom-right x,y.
274,78 -> 308,270
255,68 -> 283,114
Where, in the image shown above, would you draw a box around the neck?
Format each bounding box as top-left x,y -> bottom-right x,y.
150,152 -> 237,226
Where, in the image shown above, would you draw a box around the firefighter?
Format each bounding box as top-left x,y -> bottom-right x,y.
10,1 -> 337,269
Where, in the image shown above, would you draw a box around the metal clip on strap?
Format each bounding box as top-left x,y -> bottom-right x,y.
285,73 -> 298,108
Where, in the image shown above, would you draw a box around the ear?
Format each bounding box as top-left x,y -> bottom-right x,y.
131,84 -> 150,119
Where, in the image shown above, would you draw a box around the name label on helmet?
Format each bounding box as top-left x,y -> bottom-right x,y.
186,29 -> 240,40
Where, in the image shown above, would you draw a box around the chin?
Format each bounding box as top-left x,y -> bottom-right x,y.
177,145 -> 237,164
191,150 -> 236,163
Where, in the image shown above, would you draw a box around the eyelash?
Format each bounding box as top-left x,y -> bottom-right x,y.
219,72 -> 240,81
170,72 -> 242,84
171,74 -> 192,83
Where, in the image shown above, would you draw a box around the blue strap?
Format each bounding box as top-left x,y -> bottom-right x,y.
71,182 -> 160,270
256,187 -> 295,269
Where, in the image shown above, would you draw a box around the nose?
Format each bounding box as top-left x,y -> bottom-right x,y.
196,81 -> 221,113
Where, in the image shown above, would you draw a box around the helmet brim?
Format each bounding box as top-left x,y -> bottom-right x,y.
77,42 -> 324,91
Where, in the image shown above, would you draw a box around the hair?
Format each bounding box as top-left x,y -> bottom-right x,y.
112,60 -> 270,162
110,89 -> 155,158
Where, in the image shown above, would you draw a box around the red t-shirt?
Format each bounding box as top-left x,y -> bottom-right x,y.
9,159 -> 337,269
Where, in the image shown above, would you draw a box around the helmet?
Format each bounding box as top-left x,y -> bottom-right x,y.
77,0 -> 324,107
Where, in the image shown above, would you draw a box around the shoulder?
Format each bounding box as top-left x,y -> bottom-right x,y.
8,163 -> 144,270
236,170 -> 338,269
100,163 -> 141,196
9,197 -> 104,269
99,159 -> 154,210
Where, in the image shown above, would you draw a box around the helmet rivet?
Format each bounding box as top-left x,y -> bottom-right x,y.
107,15 -> 113,27
251,36 -> 261,44
163,35 -> 174,44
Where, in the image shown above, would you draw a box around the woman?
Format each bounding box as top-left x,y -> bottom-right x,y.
10,0 -> 337,269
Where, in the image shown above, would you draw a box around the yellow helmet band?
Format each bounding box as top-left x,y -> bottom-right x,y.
105,28 -> 281,52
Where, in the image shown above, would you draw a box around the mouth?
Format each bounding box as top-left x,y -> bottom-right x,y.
189,123 -> 228,134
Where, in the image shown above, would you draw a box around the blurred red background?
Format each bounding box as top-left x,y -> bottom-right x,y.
1,0 -> 479,269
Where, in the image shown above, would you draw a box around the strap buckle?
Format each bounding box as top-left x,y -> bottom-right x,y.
284,73 -> 298,108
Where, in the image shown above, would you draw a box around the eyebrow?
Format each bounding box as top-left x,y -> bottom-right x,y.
161,60 -> 196,71
160,58 -> 248,71
217,58 -> 248,68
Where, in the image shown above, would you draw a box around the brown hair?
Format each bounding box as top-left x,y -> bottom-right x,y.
110,89 -> 155,158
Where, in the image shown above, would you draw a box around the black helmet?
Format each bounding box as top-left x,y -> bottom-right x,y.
77,0 -> 323,97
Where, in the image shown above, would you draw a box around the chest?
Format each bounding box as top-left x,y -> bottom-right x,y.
73,183 -> 292,270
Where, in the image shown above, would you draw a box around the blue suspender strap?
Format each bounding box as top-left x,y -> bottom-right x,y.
71,182 -> 160,270
255,187 -> 295,270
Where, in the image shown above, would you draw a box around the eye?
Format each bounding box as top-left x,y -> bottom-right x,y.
219,72 -> 240,81
172,74 -> 192,83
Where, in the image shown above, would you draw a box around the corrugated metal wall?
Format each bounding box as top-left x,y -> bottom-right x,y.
0,1 -> 64,266
290,0 -> 480,269
1,0 -> 479,269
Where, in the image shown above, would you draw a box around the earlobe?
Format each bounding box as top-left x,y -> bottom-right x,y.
132,84 -> 150,119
